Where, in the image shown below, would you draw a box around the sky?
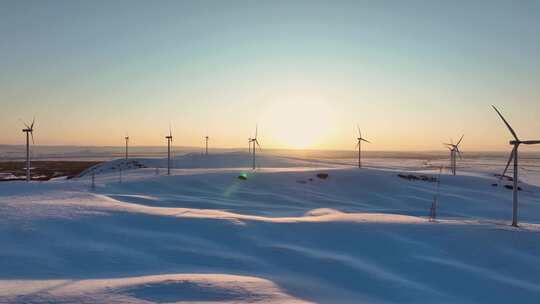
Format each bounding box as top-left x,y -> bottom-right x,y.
0,0 -> 539,151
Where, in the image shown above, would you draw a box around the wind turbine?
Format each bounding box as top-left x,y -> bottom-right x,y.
21,118 -> 35,182
443,135 -> 464,176
356,125 -> 371,168
165,125 -> 173,175
250,125 -> 261,170
204,134 -> 209,155
492,105 -> 540,227
124,134 -> 129,160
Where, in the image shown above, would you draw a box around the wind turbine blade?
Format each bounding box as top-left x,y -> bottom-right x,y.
355,142 -> 359,148
255,124 -> 258,139
456,134 -> 464,146
30,131 -> 34,144
361,138 -> 371,143
256,140 -> 262,150
492,105 -> 519,141
456,148 -> 462,159
30,117 -> 35,129
521,140 -> 540,145
443,143 -> 453,146
357,124 -> 361,137
20,118 -> 30,129
500,147 -> 515,179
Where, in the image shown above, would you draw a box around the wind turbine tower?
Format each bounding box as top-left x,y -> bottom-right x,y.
356,125 -> 371,168
492,105 -> 540,227
445,146 -> 455,175
22,118 -> 35,182
205,135 -> 209,155
250,125 -> 261,170
165,126 -> 173,175
125,135 -> 129,160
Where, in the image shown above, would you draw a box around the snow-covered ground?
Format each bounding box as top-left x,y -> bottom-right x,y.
1,152 -> 540,303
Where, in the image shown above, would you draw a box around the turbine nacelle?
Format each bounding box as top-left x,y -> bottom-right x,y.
21,118 -> 36,144
356,125 -> 371,144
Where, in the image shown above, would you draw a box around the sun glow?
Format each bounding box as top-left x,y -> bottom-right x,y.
261,97 -> 339,149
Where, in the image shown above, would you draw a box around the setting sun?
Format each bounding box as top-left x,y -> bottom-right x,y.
261,97 -> 339,149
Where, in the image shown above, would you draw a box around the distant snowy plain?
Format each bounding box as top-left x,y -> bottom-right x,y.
1,152 -> 539,303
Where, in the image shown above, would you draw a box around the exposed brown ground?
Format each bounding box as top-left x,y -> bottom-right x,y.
0,161 -> 101,181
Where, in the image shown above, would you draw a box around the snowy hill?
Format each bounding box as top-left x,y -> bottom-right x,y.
78,152 -> 345,177
1,154 -> 540,303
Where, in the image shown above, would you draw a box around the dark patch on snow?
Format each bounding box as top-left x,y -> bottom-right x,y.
504,184 -> 522,191
397,173 -> 437,183
316,173 -> 329,179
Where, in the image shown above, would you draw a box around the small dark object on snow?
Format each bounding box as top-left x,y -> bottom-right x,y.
398,173 -> 437,183
238,175 -> 247,180
316,173 -> 329,179
504,184 -> 522,191
296,180 -> 307,184
491,183 -> 498,187
309,178 -> 313,181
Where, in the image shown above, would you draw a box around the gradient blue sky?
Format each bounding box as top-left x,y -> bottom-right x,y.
1,0 -> 539,150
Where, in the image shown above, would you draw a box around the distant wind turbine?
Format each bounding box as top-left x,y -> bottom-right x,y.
250,125 -> 261,170
492,105 -> 540,227
204,134 -> 209,156
356,125 -> 371,168
124,134 -> 129,160
165,125 -> 173,175
443,135 -> 464,176
21,118 -> 35,182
